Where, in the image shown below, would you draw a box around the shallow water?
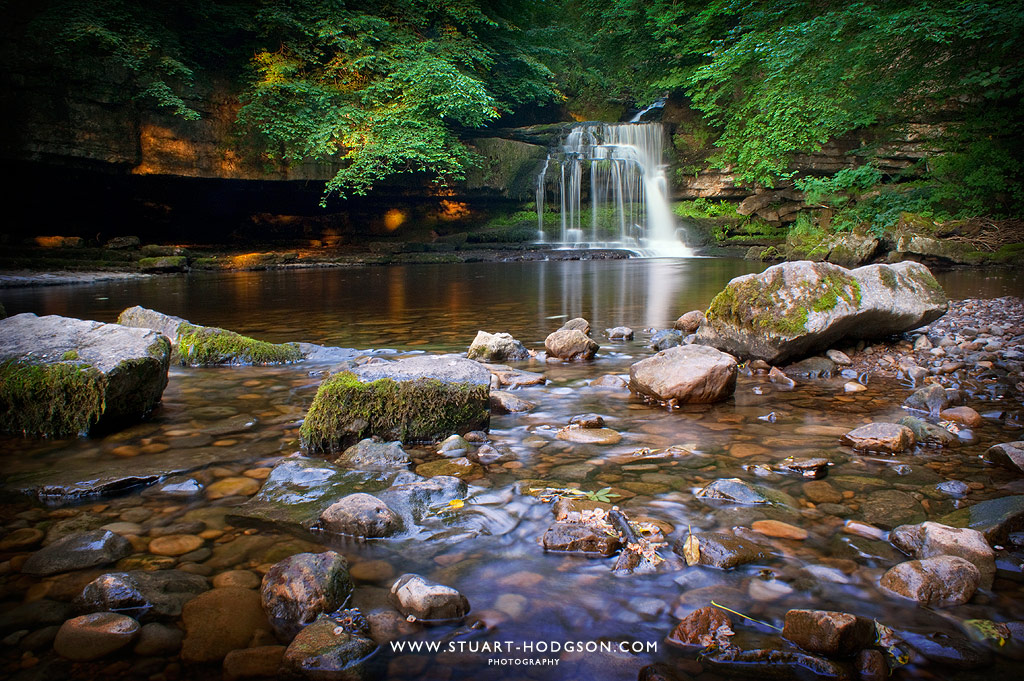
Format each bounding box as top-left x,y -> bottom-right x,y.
1,258 -> 1023,680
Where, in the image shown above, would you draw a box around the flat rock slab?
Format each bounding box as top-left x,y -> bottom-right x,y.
984,442 -> 1024,473
695,261 -> 947,364
937,495 -> 1024,542
301,355 -> 490,451
0,313 -> 170,437
229,457 -> 399,534
2,447 -> 253,505
841,423 -> 915,453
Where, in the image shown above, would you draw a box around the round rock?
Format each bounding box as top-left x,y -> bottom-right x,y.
261,552 -> 354,641
841,423 -> 915,453
629,345 -> 738,404
318,493 -> 402,538
149,534 -> 204,556
54,612 -> 140,661
880,556 -> 980,606
390,573 -> 469,621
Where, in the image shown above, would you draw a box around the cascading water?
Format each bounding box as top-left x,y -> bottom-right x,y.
536,122 -> 692,257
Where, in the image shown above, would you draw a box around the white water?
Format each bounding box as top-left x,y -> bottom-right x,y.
536,122 -> 692,257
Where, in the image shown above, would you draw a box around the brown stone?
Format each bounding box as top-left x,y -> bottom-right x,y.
782,609 -> 875,656
148,534 -> 204,556
752,519 -> 807,540
841,423 -> 915,453
880,556 -> 980,606
939,406 -> 982,427
223,645 -> 285,681
542,522 -> 621,556
803,480 -> 843,504
667,606 -> 732,647
181,587 -> 272,663
545,328 -> 599,361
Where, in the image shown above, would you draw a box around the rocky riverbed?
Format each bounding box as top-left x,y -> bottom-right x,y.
1,262 -> 1023,681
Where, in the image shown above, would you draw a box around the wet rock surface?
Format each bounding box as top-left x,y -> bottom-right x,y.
53,612 -> 140,661
889,521 -> 995,588
181,587 -> 273,663
629,344 -> 738,404
672,532 -> 769,569
260,551 -> 354,640
282,612 -> 376,680
318,493 -> 403,538
76,570 -> 209,619
545,328 -> 599,360
0,313 -> 170,437
782,609 -> 875,656
390,573 -> 469,621
880,555 -> 981,606
21,530 -> 132,575
467,330 -> 529,362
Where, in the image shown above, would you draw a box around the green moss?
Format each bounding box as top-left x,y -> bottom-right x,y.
301,371 -> 489,452
137,256 -> 187,272
0,360 -> 107,437
879,267 -> 898,290
707,267 -> 861,337
810,272 -> 862,312
60,350 -> 79,361
176,323 -> 302,366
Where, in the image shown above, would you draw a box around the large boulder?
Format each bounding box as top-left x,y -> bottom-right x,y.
300,355 -> 490,452
0,313 -> 170,437
695,261 -> 947,364
629,345 -> 737,404
467,330 -> 529,362
117,305 -> 355,366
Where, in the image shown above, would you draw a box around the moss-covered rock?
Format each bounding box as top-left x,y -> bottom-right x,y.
0,313 -> 170,437
696,260 -> 947,363
137,256 -> 188,273
176,323 -> 302,366
301,356 -> 490,452
118,306 -> 303,366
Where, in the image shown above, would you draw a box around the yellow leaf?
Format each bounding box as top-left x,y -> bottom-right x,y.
683,533 -> 700,566
448,499 -> 465,509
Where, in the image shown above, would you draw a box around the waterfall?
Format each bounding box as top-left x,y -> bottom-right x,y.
536,122 -> 692,257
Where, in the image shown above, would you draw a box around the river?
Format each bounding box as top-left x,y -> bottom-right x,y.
1,258 -> 1022,680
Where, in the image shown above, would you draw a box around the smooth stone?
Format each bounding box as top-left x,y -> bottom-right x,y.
133,622 -> 184,656
697,478 -> 773,505
889,521 -> 995,589
650,329 -> 683,351
752,519 -> 807,540
181,587 -> 272,663
591,374 -> 628,389
22,530 -> 132,576
769,366 -> 796,388
53,612 -> 140,661
826,349 -> 853,366
0,527 -> 45,550
936,480 -> 969,497
939,406 -> 983,427
144,476 -> 204,498
782,609 -> 875,656
545,328 -> 599,360
841,423 -> 915,453
559,317 -> 591,334
880,556 -> 980,606
607,326 -> 634,340
390,573 -> 469,621
844,381 -> 867,393
674,310 -> 706,333
261,551 -> 353,641
148,534 -> 204,556
335,438 -> 410,468
379,475 -> 467,523
904,383 -> 949,414
224,645 -> 286,681
672,532 -> 769,569
897,629 -> 992,669
629,344 -> 738,404
556,427 -> 622,445
437,434 -> 471,457
77,570 -> 209,620
860,489 -> 925,529
703,646 -> 853,680
542,522 -> 621,556
467,330 -> 529,362
803,480 -> 842,504
667,606 -> 731,648
318,493 -> 402,538
282,613 -> 376,679
937,495 -> 1024,542
777,457 -> 829,479
206,477 -> 260,499
349,560 -> 396,584
212,570 -> 262,589
490,391 -> 535,414
898,416 -> 957,447
984,441 -> 1024,474
415,457 -> 482,480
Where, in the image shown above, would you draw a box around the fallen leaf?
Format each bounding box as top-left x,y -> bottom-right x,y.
682,532 -> 700,566
448,499 -> 464,509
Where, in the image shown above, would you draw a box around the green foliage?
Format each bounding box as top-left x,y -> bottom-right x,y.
673,199 -> 739,219
796,165 -> 882,207
238,0 -> 561,199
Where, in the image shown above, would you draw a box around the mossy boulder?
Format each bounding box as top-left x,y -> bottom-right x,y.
301,355 -> 490,452
117,306 -> 302,366
137,256 -> 188,273
696,260 -> 947,363
0,313 -> 170,437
